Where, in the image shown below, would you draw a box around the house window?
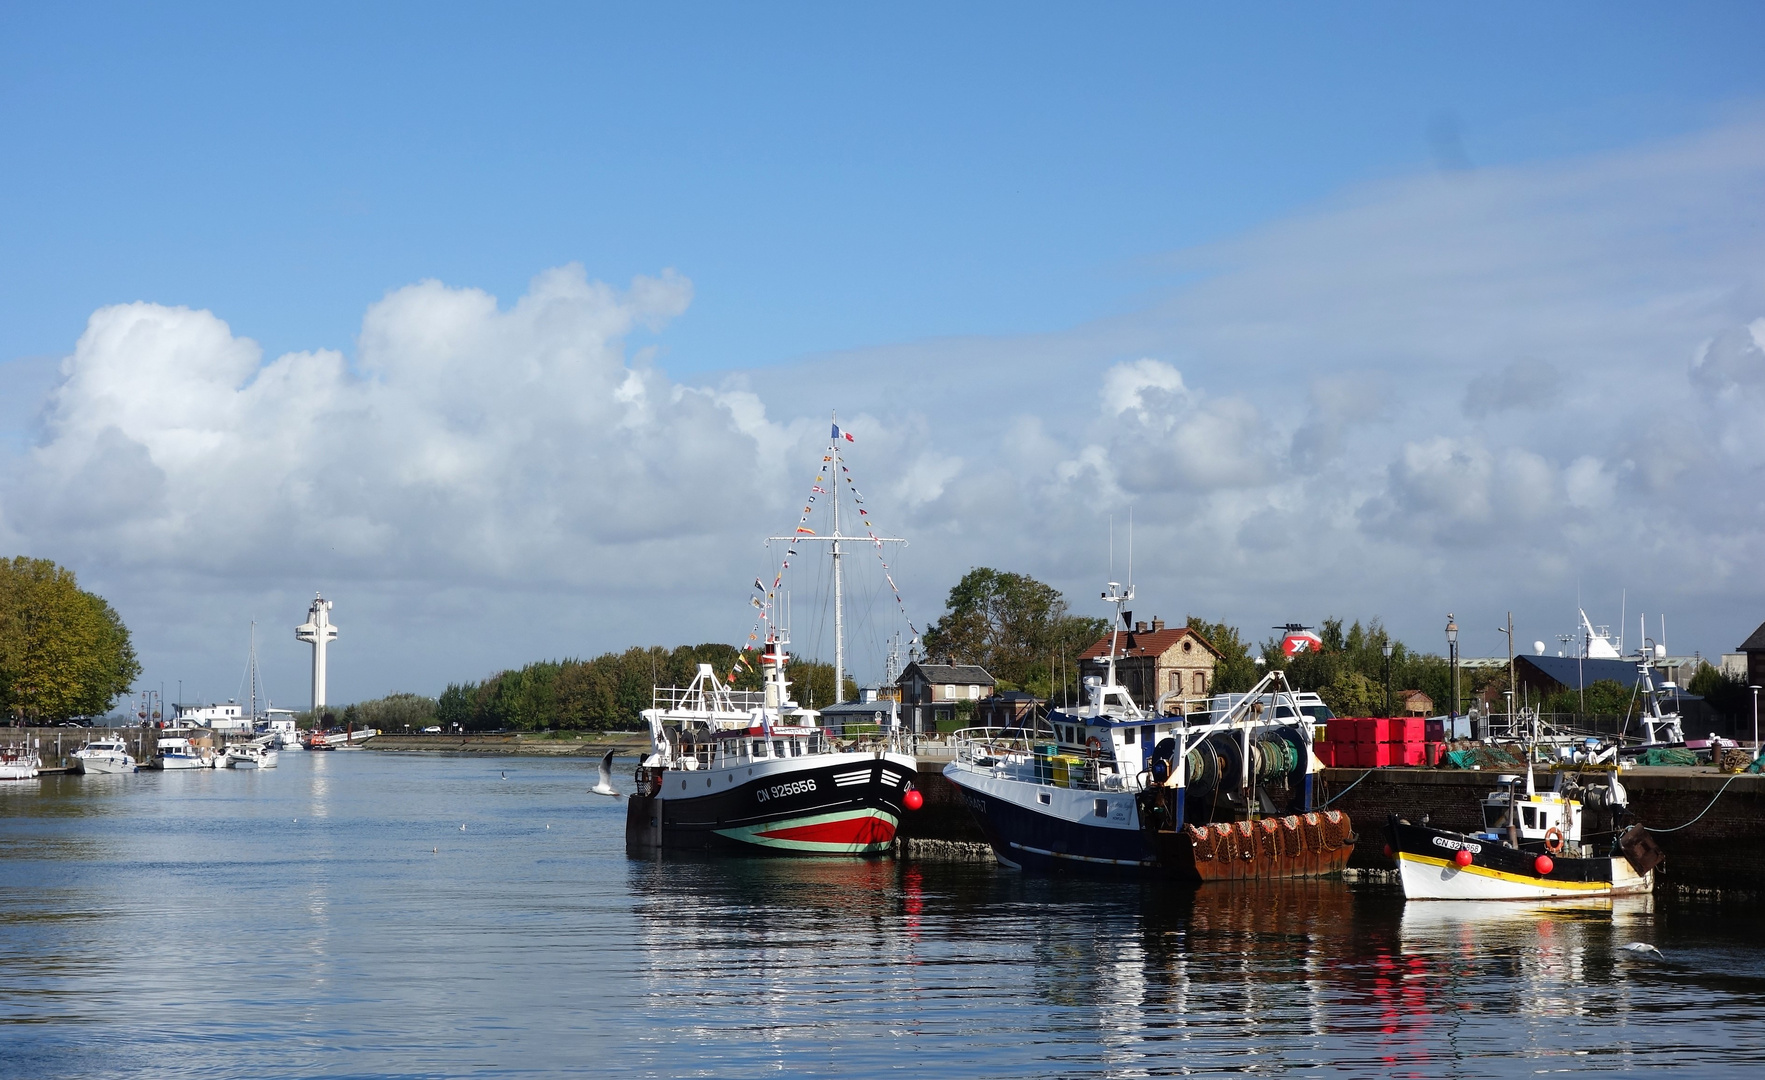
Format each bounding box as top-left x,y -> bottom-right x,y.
1169,672 -> 1181,691
968,684 -> 980,700
1193,672 -> 1207,695
944,685 -> 957,700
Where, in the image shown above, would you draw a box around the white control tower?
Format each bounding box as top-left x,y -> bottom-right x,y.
295,594 -> 339,717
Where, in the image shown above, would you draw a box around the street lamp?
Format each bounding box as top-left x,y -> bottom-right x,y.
1753,685 -> 1762,752
1381,640 -> 1394,718
1445,615 -> 1459,721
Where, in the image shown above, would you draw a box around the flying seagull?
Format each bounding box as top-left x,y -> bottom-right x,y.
1620,942 -> 1664,960
591,749 -> 620,797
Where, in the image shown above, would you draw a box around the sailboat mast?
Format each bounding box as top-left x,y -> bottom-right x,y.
832,414 -> 844,706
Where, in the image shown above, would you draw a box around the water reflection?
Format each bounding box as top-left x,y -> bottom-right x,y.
4,754 -> 1765,1079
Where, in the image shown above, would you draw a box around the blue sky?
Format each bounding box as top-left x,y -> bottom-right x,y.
3,4 -> 1764,706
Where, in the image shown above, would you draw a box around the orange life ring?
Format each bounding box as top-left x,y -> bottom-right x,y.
1086,736 -> 1102,760
1544,827 -> 1566,855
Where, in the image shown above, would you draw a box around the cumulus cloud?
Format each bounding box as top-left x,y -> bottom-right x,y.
1463,357 -> 1563,418
6,265 -> 788,591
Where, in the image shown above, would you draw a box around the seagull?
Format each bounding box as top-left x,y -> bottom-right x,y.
460,823 -> 467,831
432,847 -> 437,853
500,771 -> 506,779
591,749 -> 620,797
1620,942 -> 1664,960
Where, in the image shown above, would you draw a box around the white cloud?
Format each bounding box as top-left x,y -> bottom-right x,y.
10,117 -> 1765,701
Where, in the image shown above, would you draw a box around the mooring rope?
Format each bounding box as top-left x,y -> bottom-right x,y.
1644,772 -> 1748,833
1321,768 -> 1374,808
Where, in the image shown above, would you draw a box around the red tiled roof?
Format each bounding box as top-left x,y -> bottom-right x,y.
1078,626 -> 1219,661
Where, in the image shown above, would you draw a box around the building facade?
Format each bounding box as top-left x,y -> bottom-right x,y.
895,661 -> 996,734
1076,619 -> 1221,713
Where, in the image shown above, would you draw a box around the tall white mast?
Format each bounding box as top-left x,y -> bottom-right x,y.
295,594 -> 338,718
832,413 -> 844,705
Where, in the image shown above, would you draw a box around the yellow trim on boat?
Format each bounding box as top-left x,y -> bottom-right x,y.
1398,850 -> 1611,891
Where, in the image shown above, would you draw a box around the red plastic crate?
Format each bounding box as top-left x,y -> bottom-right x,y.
1322,718 -> 1355,743
1401,743 -> 1426,766
1395,717 -> 1425,744
1314,742 -> 1336,767
1365,718 -> 1393,743
1357,742 -> 1396,767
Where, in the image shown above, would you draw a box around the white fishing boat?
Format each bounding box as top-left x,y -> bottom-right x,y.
1387,765 -> 1662,900
71,735 -> 137,774
626,417 -> 921,856
149,736 -> 216,770
1,741 -> 42,781
223,742 -> 279,769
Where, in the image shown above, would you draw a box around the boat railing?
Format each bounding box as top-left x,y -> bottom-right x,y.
651,685 -> 769,714
950,726 -> 1113,790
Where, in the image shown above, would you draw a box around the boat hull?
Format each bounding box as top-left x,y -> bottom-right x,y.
1388,816 -> 1655,900
72,754 -> 135,775
151,755 -> 211,770
944,762 -> 1354,880
626,752 -> 917,856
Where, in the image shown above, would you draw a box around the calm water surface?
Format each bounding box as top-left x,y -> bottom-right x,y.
4,751 -> 1764,1078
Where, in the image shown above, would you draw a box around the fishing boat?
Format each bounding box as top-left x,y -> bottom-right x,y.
1,740 -> 42,781
942,582 -> 1355,879
625,418 -> 920,856
1387,765 -> 1662,900
71,735 -> 137,774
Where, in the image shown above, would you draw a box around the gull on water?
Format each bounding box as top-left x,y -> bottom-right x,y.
1621,942 -> 1664,960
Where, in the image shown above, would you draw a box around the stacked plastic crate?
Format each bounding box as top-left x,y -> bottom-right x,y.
1316,718 -> 1446,767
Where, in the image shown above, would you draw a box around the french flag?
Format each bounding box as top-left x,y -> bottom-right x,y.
831,423 -> 854,442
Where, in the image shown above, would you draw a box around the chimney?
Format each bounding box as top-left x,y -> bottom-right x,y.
1135,621 -> 1148,633
1152,618 -> 1165,632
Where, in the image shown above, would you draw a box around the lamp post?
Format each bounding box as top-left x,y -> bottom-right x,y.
1381,641 -> 1394,718
1445,615 -> 1459,721
1753,685 -> 1761,752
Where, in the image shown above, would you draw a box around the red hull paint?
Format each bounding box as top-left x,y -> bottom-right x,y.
756,813 -> 898,846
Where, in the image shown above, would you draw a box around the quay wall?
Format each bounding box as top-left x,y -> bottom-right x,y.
365,734 -> 648,756
5,727 -> 160,771
1318,766 -> 1765,894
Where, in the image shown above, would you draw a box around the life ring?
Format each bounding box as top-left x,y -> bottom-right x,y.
1544,827 -> 1566,855
1086,736 -> 1102,760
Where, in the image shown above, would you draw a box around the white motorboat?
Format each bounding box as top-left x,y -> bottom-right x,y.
223,743 -> 279,769
1,741 -> 42,781
72,736 -> 137,775
149,736 -> 215,770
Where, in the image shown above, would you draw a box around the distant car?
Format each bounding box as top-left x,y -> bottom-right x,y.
421,726 -> 442,733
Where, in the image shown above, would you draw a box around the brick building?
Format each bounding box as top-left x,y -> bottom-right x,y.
1076,618 -> 1221,713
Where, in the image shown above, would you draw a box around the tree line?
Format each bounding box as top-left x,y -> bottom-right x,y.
0,556 -> 140,723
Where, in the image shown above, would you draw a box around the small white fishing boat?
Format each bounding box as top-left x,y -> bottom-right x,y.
1387,766 -> 1662,900
72,736 -> 137,775
149,736 -> 215,770
223,743 -> 279,769
1,741 -> 42,781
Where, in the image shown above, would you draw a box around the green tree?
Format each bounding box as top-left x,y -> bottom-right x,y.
1185,617 -> 1262,693
921,568 -> 1105,697
1688,662 -> 1751,719
0,556 -> 141,722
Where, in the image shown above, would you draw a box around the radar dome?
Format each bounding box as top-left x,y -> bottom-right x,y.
1533,641 -> 1546,655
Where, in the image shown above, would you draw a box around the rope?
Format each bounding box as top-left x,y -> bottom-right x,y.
1644,773 -> 1747,833
1321,769 -> 1374,808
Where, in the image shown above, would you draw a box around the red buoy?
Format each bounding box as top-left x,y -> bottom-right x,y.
1534,855 -> 1554,876
1454,848 -> 1473,867
903,788 -> 924,811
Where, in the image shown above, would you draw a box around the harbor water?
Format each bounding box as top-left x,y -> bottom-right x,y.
4,752 -> 1765,1078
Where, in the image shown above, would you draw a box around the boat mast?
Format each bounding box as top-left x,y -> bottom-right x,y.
832,412 -> 844,706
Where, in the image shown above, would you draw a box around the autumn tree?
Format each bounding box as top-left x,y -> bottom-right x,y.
0,556 -> 141,723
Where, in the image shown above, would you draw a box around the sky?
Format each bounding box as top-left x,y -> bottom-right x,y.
3,3 -> 1764,710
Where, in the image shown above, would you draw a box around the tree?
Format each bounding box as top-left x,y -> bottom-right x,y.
920,568 -> 1105,696
0,556 -> 141,723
